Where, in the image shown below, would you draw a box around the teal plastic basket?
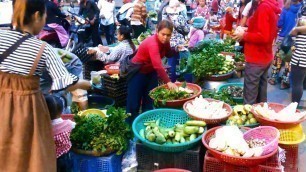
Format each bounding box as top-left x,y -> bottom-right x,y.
217,83 -> 244,104
132,109 -> 206,152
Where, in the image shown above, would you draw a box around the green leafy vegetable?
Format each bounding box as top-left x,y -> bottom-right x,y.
149,87 -> 191,107
201,89 -> 236,106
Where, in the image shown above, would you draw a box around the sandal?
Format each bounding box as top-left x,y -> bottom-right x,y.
280,81 -> 290,89
268,78 -> 276,85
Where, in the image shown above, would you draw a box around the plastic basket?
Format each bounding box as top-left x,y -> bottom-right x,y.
243,126 -> 280,156
203,151 -> 282,172
154,169 -> 191,172
61,114 -> 75,121
206,71 -> 234,81
77,109 -> 106,117
136,142 -> 204,172
278,124 -> 305,145
217,82 -> 244,104
104,64 -> 120,75
183,98 -> 233,125
202,126 -> 278,166
132,109 -> 206,152
88,95 -> 115,110
70,151 -> 122,172
279,144 -> 299,172
149,83 -> 202,108
251,102 -> 306,129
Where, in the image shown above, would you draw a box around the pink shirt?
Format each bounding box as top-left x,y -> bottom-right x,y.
189,29 -> 205,48
194,6 -> 210,19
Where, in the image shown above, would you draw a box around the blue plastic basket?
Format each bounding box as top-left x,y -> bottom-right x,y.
217,82 -> 244,104
70,152 -> 122,172
132,109 -> 206,153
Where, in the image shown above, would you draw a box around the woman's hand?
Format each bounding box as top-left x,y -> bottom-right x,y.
233,31 -> 244,42
167,82 -> 178,90
98,45 -> 109,53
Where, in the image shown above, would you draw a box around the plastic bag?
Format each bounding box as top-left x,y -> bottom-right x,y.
280,35 -> 294,54
122,140 -> 138,172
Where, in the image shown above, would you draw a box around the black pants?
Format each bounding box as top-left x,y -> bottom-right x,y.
101,24 -> 115,45
132,25 -> 146,39
291,64 -> 306,104
89,22 -> 102,46
57,153 -> 72,172
244,62 -> 270,104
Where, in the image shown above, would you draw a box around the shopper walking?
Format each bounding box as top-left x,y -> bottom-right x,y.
98,0 -> 117,45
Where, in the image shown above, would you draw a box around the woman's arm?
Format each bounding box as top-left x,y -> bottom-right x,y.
66,79 -> 91,91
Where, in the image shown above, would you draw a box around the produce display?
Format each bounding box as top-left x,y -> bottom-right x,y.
139,119 -> 206,145
209,126 -> 265,157
226,105 -> 258,126
221,85 -> 243,98
149,82 -> 194,106
57,49 -> 73,63
202,89 -> 235,106
185,95 -> 229,119
137,30 -> 153,43
253,102 -> 306,122
70,107 -> 133,155
189,40 -> 235,79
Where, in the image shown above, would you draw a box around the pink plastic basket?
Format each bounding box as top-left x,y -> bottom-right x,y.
243,126 -> 280,156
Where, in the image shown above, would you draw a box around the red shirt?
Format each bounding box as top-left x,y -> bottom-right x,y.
211,0 -> 219,13
243,0 -> 279,65
132,34 -> 174,83
224,13 -> 237,32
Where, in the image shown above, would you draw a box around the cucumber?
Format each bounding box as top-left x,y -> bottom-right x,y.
185,120 -> 206,127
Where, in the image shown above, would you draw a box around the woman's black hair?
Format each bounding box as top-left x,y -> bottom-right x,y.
157,19 -> 174,32
248,0 -> 259,18
118,25 -> 136,52
239,0 -> 251,7
45,95 -> 64,120
13,0 -> 46,29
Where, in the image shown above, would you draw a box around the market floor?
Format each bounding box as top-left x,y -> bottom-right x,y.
205,75 -> 306,171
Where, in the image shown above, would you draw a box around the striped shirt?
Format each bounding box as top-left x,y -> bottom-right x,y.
291,34 -> 306,67
0,30 -> 78,91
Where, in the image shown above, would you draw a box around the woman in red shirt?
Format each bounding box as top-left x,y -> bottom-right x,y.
127,20 -> 178,122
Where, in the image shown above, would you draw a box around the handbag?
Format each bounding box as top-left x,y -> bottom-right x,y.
119,50 -> 142,81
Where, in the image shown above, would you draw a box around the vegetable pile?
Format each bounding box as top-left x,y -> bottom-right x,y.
57,49 -> 73,63
209,126 -> 265,157
221,85 -> 243,98
202,89 -> 235,106
139,119 -> 206,145
227,105 -> 257,126
149,83 -> 194,106
253,102 -> 306,122
70,107 -> 133,155
185,95 -> 229,119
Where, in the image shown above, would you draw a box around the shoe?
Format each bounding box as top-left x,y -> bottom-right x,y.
268,78 -> 276,85
280,81 -> 290,89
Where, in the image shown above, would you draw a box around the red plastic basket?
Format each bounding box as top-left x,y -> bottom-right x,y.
204,151 -> 282,172
61,114 -> 75,121
104,64 -> 120,75
279,144 -> 299,172
149,82 -> 202,108
154,169 -> 191,172
202,126 -> 278,167
243,126 -> 280,156
251,103 -> 306,129
183,98 -> 232,125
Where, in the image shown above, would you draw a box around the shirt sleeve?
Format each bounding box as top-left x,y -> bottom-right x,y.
242,2 -> 251,17
277,9 -> 286,28
44,44 -> 79,92
92,1 -> 100,19
96,44 -> 124,64
149,44 -> 171,83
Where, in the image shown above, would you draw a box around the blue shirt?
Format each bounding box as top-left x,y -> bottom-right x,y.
278,3 -> 302,37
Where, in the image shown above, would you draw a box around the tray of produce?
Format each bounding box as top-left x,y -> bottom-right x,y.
132,109 -> 207,152
183,96 -> 232,125
201,89 -> 236,106
202,126 -> 279,166
217,83 -> 243,104
225,105 -> 259,127
252,102 -> 306,129
149,82 -> 202,108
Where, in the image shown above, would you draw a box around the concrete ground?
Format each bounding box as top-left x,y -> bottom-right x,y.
204,73 -> 306,172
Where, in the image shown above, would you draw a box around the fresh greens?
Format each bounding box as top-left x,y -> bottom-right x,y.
70,107 -> 133,155
201,89 -> 236,106
149,87 -> 191,107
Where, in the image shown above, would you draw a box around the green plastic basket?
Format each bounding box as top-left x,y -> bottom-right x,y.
132,109 -> 206,152
217,83 -> 244,104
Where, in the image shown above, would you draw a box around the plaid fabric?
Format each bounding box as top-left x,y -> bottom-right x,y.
54,131 -> 72,158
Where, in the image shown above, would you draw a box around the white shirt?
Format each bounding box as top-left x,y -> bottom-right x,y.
98,0 -> 116,25
242,1 -> 252,17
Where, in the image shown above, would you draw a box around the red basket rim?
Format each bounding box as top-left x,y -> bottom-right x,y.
183,98 -> 232,123
251,102 -> 306,127
149,82 -> 202,104
202,126 -> 278,161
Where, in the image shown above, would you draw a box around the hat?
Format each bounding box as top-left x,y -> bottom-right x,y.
193,17 -> 206,29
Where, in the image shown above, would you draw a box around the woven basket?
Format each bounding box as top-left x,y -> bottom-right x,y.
71,147 -> 114,157
149,82 -> 202,108
251,102 -> 306,129
243,126 -> 280,156
77,109 -> 106,117
278,124 -> 305,145
183,98 -> 232,125
202,126 -> 278,167
132,109 -> 206,152
217,82 -> 244,104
